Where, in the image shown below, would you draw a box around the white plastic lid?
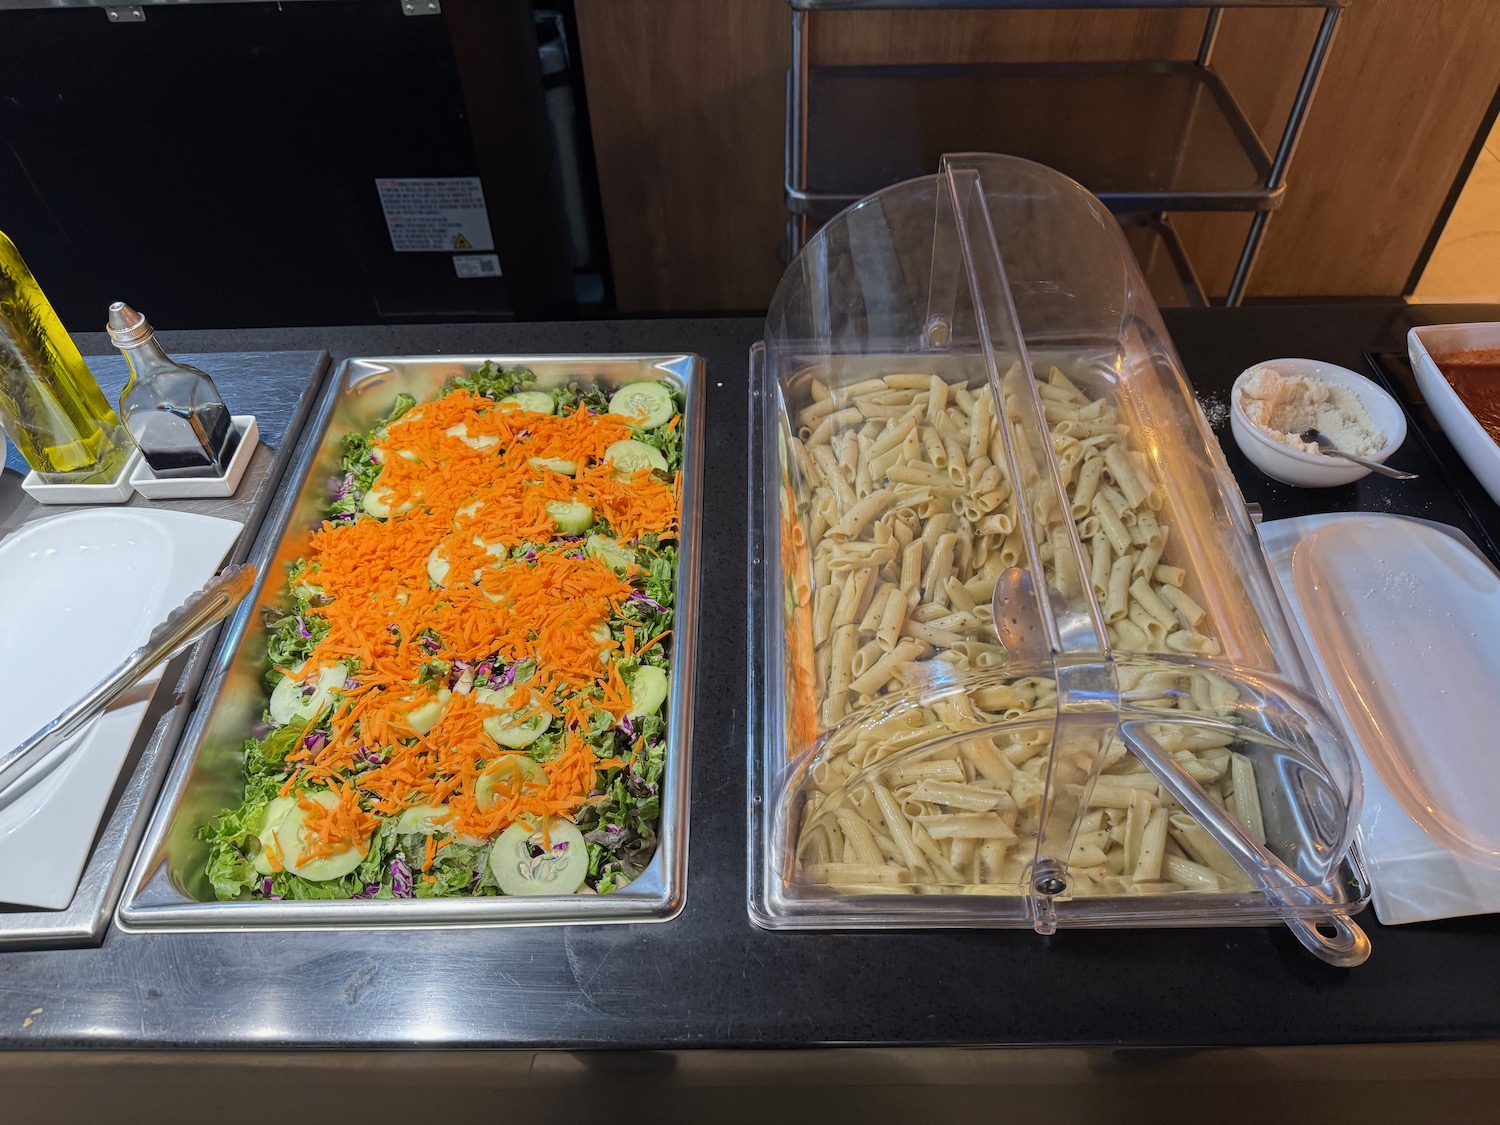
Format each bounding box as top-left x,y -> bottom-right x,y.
1262,513 -> 1500,871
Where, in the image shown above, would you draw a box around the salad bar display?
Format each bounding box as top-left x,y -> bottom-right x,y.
4,126 -> 1500,1052
6,302 -> 1500,1050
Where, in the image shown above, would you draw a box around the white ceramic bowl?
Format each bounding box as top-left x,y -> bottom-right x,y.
1229,359 -> 1406,487
1408,323 -> 1500,506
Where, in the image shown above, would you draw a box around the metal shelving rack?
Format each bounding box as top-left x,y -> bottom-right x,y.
784,0 -> 1345,306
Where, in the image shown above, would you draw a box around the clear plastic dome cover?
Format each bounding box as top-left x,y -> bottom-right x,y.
748,155 -> 1370,964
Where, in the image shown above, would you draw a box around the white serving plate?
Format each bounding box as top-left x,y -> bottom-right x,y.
0,508 -> 242,908
129,415 -> 259,500
1409,323 -> 1500,505
1261,512 -> 1500,925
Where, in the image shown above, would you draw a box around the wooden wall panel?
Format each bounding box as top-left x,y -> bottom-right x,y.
573,0 -> 788,312
577,0 -> 1500,311
1175,1 -> 1500,298
1244,0 -> 1500,297
808,9 -> 1205,65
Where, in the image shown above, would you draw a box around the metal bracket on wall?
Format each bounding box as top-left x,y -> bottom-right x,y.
105,6 -> 145,21
402,0 -> 442,14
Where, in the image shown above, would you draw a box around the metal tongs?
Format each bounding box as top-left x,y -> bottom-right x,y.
0,563 -> 257,804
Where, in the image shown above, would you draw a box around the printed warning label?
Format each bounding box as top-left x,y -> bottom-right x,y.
453,254 -> 503,279
376,177 -> 495,253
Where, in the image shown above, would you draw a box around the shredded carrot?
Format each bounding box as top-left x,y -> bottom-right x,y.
638,629 -> 672,655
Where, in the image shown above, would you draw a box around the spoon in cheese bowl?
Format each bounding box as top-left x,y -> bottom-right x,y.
1299,428 -> 1417,480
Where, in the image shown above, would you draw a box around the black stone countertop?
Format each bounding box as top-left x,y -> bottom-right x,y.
4,302 -> 1500,1049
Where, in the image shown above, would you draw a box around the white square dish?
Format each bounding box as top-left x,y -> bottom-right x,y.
1408,323 -> 1500,504
128,415 -> 259,500
21,450 -> 141,505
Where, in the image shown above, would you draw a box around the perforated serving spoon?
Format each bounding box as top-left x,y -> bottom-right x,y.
1300,428 -> 1417,480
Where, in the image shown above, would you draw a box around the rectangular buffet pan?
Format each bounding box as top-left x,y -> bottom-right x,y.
118,354 -> 702,931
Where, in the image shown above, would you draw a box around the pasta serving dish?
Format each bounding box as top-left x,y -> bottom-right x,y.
748,155 -> 1371,964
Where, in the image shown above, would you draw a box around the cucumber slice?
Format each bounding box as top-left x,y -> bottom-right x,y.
268,663 -> 348,727
584,534 -> 635,573
473,535 -> 507,559
546,500 -> 594,535
269,790 -> 365,882
443,423 -> 499,450
489,818 -> 588,896
474,753 -> 548,811
477,685 -> 552,749
604,439 -> 668,477
394,802 -> 483,845
591,620 -> 615,663
455,499 -> 485,521
427,545 -> 452,588
430,540 -> 498,587
394,803 -> 453,835
499,391 -> 556,415
361,469 -> 417,519
626,664 -> 669,718
528,456 -> 578,476
385,405 -> 426,433
401,687 -> 451,736
250,796 -> 299,876
370,446 -> 420,466
608,382 -> 675,429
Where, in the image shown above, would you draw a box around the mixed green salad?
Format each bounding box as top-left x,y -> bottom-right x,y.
199,363 -> 683,902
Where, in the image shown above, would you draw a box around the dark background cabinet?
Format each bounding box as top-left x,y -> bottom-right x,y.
0,0 -> 606,328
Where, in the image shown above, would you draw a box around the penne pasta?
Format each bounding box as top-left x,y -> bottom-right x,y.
785,363 -> 1254,903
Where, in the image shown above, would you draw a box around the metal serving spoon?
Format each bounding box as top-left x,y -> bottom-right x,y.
0,563 -> 257,803
1299,428 -> 1417,480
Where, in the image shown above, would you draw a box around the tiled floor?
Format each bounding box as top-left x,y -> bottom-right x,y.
1414,116 -> 1500,301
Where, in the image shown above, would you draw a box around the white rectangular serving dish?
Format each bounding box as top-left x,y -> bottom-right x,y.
1261,513 -> 1500,925
22,450 -> 142,505
1408,323 -> 1500,504
129,416 -> 259,500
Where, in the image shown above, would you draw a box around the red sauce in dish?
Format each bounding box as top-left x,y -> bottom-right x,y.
1435,349 -> 1500,444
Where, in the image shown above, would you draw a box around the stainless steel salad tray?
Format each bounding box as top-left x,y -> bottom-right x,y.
117,353 -> 703,931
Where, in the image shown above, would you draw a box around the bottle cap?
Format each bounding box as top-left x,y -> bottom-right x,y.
106,301 -> 153,347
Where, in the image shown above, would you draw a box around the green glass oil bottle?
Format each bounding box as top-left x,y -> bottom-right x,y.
0,230 -> 130,482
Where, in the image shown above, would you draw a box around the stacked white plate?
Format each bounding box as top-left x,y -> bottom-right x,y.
0,508 -> 242,908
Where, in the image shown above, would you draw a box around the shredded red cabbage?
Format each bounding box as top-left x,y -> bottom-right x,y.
391,854 -> 414,898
